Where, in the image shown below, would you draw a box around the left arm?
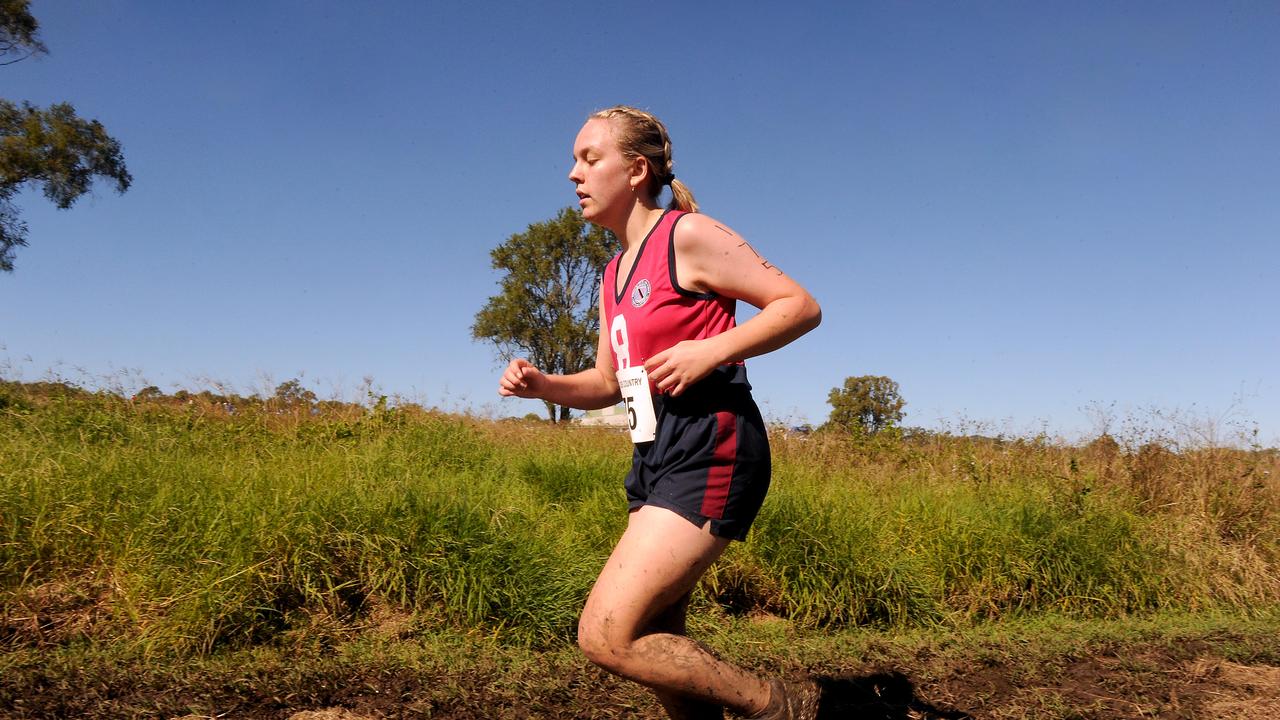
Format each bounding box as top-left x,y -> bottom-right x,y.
644,213 -> 822,396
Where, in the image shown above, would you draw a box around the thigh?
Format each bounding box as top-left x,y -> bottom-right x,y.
582,505 -> 730,643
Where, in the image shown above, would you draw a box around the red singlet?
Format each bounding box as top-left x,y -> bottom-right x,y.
601,210 -> 739,383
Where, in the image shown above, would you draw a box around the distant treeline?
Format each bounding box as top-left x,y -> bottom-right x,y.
0,377 -> 414,416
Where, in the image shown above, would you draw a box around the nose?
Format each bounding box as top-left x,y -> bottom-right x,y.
568,161 -> 583,185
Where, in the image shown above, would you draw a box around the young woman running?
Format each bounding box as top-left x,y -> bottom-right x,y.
498,106 -> 822,719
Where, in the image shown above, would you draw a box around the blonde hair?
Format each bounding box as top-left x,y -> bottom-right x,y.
589,105 -> 699,213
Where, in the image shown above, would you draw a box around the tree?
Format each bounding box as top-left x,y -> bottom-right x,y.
2,0 -> 132,273
132,385 -> 165,403
1,0 -> 45,66
271,378 -> 317,411
472,207 -> 618,422
825,375 -> 906,436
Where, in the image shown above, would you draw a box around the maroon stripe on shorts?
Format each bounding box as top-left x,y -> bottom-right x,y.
701,411 -> 737,519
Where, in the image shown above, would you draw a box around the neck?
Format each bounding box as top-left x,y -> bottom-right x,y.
612,198 -> 665,251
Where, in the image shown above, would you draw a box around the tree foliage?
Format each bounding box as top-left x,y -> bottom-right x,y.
472,207 -> 618,422
0,0 -> 45,66
1,1 -> 132,273
271,378 -> 317,411
825,375 -> 906,436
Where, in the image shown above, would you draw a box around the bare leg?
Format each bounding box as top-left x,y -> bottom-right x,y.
648,591 -> 724,719
577,505 -> 771,717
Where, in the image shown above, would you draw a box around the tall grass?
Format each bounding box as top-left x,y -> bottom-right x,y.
1,380 -> 1276,656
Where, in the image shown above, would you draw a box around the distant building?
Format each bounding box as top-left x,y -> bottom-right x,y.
579,403 -> 629,428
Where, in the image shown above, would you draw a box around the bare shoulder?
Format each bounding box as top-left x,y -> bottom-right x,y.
670,213 -> 744,294
673,212 -> 778,274
672,212 -> 744,255
671,212 -> 798,304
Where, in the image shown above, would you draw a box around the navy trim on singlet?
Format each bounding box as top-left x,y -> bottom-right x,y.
666,212 -> 718,300
612,209 -> 671,305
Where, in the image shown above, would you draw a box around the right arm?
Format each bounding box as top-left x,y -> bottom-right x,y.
497,291 -> 621,410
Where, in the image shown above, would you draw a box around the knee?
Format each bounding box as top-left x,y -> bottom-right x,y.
577,613 -> 628,672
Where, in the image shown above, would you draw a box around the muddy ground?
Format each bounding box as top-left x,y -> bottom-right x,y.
4,632 -> 1278,719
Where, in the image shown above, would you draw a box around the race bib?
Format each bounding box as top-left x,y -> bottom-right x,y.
615,365 -> 657,444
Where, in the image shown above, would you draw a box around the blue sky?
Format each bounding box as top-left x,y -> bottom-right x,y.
2,1 -> 1277,445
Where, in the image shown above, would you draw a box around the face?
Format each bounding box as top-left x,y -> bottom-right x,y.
568,118 -> 640,226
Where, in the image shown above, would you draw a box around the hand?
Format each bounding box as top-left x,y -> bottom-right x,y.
498,358 -> 545,398
644,340 -> 722,397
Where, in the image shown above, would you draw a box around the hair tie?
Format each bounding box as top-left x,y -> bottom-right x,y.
666,174 -> 676,185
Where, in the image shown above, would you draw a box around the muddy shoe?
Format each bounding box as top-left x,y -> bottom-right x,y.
749,677 -> 820,720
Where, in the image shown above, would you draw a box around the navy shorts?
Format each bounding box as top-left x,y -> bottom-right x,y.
624,367 -> 771,541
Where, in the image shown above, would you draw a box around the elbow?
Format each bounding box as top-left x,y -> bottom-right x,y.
802,295 -> 822,333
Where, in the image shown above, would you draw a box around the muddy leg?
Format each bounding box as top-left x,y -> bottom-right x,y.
648,591 -> 724,720
577,505 -> 771,716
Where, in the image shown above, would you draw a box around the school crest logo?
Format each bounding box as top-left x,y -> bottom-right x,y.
631,279 -> 652,308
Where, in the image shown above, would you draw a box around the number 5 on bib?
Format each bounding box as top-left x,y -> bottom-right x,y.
615,365 -> 657,443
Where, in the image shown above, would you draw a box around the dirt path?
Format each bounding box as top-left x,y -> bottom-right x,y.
219,652 -> 1280,719
817,656 -> 1280,719
7,635 -> 1279,719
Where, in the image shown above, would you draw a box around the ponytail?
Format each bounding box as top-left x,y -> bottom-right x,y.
667,178 -> 699,213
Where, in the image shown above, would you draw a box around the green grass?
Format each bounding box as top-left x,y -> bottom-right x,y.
1,380 -> 1277,658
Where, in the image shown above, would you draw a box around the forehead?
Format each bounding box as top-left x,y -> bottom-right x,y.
573,118 -> 617,155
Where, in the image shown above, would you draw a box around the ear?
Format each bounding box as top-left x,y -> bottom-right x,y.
627,154 -> 650,190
